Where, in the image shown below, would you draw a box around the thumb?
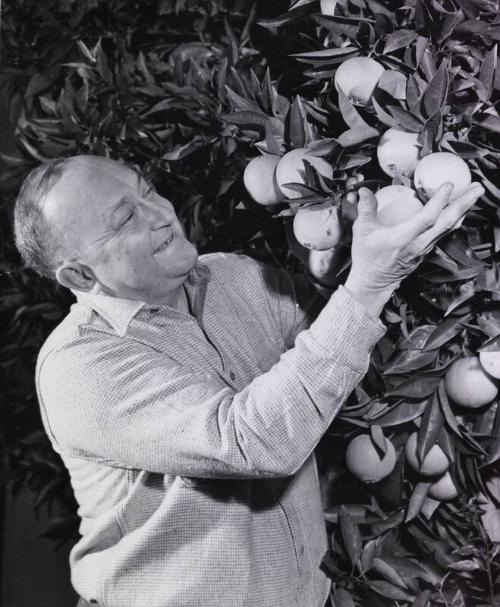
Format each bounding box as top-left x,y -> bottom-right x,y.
356,187 -> 378,223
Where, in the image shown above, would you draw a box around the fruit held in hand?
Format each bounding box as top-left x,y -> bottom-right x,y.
377,128 -> 420,178
276,148 -> 333,199
334,57 -> 385,106
405,432 -> 449,476
428,472 -> 459,501
293,201 -> 343,250
414,152 -> 471,200
243,154 -> 282,205
444,357 -> 498,408
375,185 -> 424,226
479,350 -> 500,379
345,434 -> 396,483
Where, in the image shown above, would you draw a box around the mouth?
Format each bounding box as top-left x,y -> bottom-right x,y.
153,229 -> 174,253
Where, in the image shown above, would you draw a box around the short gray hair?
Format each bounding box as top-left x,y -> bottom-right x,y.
14,157 -> 76,279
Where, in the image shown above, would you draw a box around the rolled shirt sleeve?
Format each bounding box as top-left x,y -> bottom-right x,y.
37,281 -> 385,479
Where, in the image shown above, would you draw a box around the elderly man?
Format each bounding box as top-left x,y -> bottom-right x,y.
14,155 -> 483,607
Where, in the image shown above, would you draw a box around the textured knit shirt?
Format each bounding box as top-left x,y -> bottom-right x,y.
36,252 -> 385,607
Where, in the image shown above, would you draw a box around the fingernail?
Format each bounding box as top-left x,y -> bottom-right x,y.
443,182 -> 453,193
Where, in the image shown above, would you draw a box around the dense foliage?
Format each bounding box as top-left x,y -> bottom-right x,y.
1,0 -> 499,604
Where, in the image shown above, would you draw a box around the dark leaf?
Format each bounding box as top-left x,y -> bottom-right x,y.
384,30 -> 418,54
336,126 -> 379,147
332,588 -> 356,607
417,393 -> 444,462
370,425 -> 388,456
406,481 -> 432,522
338,89 -> 371,129
368,580 -> 415,602
339,506 -> 363,566
423,60 -> 449,118
423,314 -> 471,351
371,401 -> 428,427
478,45 -> 497,101
289,96 -> 307,148
386,376 -> 441,399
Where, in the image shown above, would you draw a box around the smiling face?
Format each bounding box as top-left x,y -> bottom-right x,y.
43,156 -> 198,305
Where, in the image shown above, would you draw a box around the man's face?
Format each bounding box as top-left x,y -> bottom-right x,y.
44,156 -> 198,303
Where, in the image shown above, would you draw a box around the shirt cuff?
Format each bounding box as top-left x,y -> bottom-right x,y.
307,285 -> 386,371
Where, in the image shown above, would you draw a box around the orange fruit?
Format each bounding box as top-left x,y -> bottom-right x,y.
444,357 -> 498,408
479,350 -> 500,380
345,434 -> 396,483
376,128 -> 421,178
293,201 -> 343,250
413,152 -> 471,200
428,472 -> 459,501
334,57 -> 385,106
243,154 -> 282,205
320,0 -> 337,14
405,432 -> 449,476
275,148 -> 333,199
375,185 -> 424,226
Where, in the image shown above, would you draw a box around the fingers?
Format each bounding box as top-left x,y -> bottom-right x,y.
402,182 -> 453,237
356,187 -> 378,224
420,182 -> 485,246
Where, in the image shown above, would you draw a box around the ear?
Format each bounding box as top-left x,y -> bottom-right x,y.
55,261 -> 97,292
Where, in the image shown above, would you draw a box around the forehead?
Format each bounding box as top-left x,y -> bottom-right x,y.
43,157 -> 140,224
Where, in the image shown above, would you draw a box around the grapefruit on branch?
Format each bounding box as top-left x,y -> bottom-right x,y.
428,472 -> 459,501
345,434 -> 396,483
375,185 -> 424,226
334,57 -> 385,106
276,148 -> 333,200
405,432 -> 449,476
377,128 -> 420,178
444,357 -> 498,408
413,152 -> 471,200
243,154 -> 282,205
479,350 -> 500,380
293,201 -> 343,250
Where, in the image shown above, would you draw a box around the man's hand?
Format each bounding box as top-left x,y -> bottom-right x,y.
345,181 -> 485,318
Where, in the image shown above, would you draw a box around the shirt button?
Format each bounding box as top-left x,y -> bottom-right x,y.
229,371 -> 235,381
150,307 -> 160,314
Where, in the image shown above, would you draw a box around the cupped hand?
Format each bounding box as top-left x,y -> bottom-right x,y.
344,181 -> 485,316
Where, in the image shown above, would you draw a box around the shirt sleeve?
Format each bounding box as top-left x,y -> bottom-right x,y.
37,286 -> 385,479
249,259 -> 330,348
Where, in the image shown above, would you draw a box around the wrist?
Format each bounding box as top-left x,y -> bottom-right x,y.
344,275 -> 396,319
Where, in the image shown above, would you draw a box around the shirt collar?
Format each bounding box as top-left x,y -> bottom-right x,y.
72,260 -> 211,337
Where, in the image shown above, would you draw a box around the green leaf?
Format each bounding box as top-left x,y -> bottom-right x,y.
339,506 -> 363,567
336,126 -> 379,147
417,393 -> 444,463
370,425 -> 388,456
332,588 -> 356,607
383,30 -> 417,54
368,580 -> 415,602
371,401 -> 428,427
423,59 -> 449,118
289,96 -> 307,148
386,376 -> 441,399
438,382 -> 462,437
423,314 -> 471,351
292,47 -> 359,62
337,89 -> 371,129
372,557 -> 409,588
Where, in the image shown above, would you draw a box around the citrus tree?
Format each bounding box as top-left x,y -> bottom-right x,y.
1,0 -> 499,604
226,1 -> 500,604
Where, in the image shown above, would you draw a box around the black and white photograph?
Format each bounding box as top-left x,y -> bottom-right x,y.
0,1 -> 499,605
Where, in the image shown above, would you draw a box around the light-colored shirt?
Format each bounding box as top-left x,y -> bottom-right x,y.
36,253 -> 385,607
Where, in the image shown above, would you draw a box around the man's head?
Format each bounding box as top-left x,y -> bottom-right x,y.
14,155 -> 198,304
